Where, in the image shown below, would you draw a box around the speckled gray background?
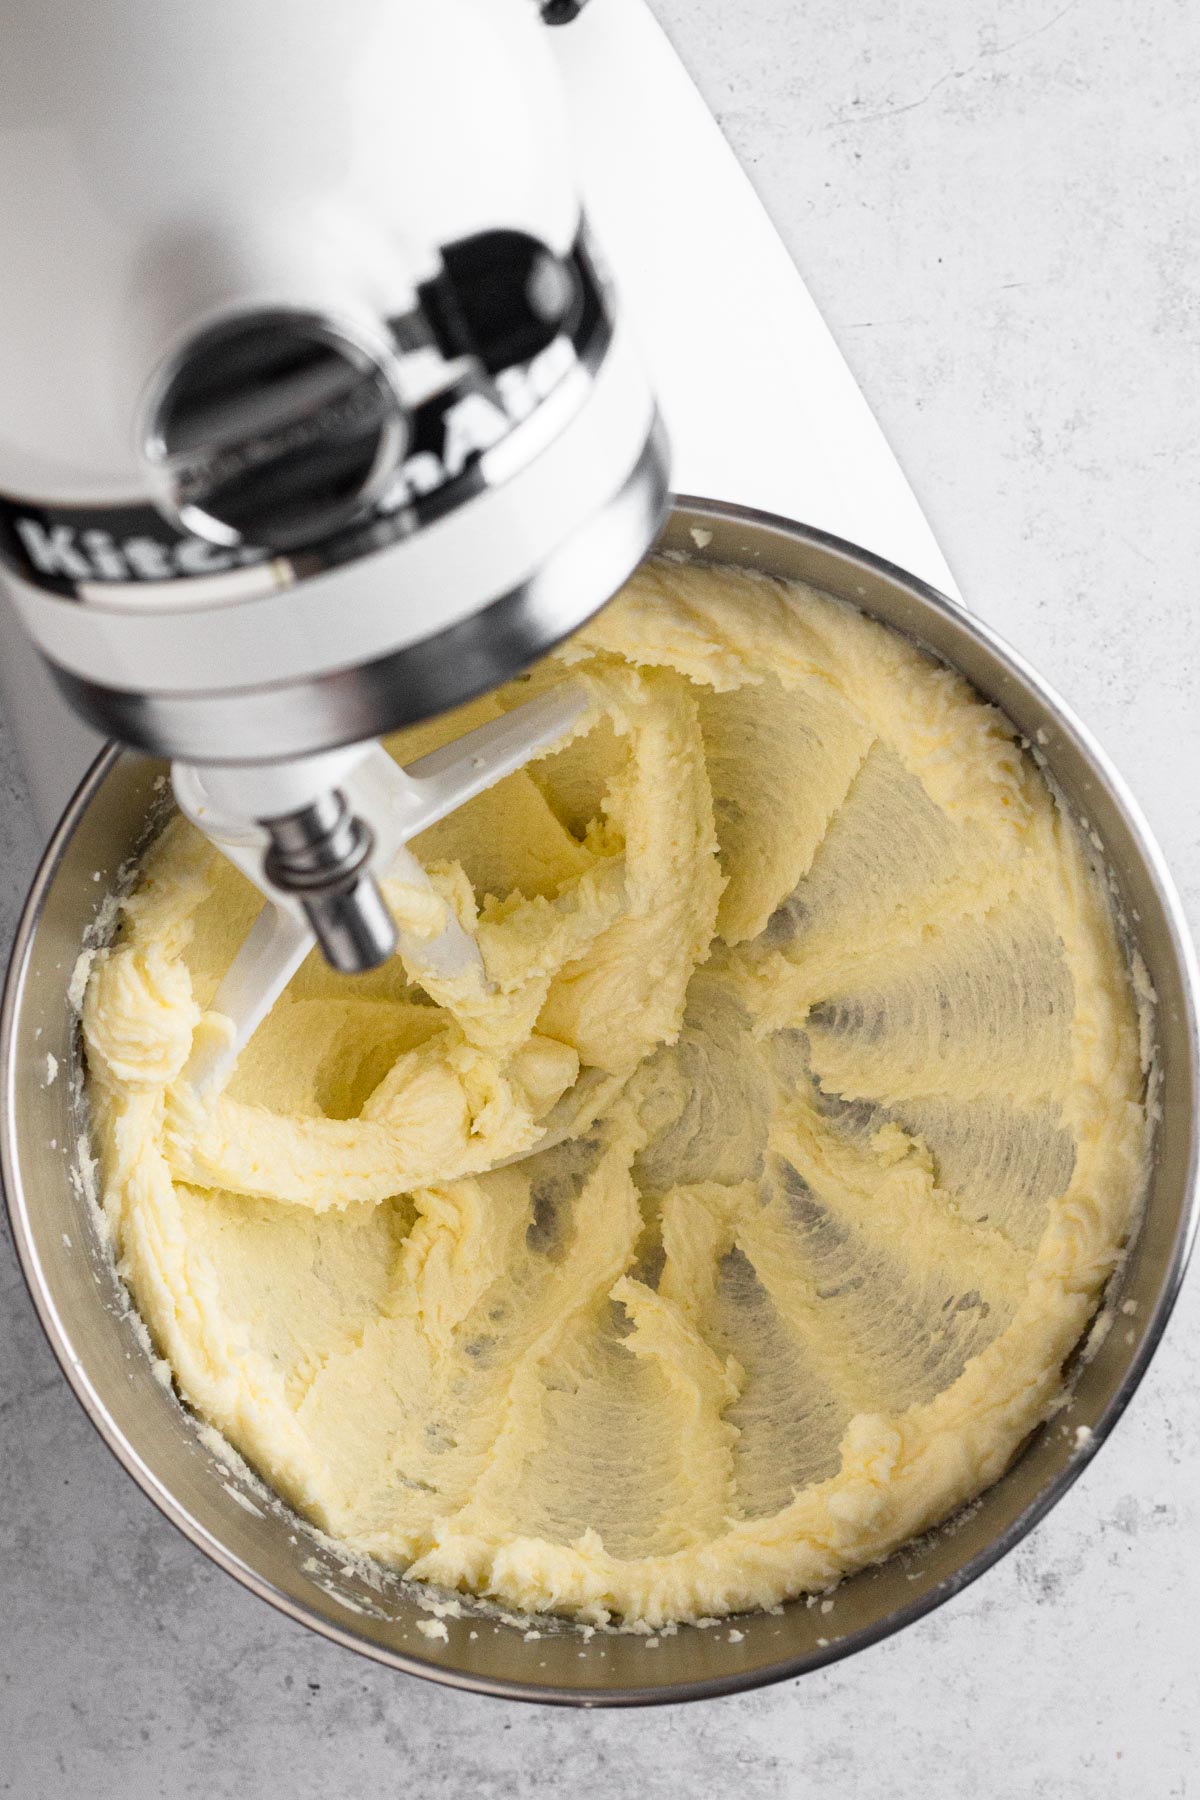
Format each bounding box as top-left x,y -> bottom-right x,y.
2,1 -> 1199,1794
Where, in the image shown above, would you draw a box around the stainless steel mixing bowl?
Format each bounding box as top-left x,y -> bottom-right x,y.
3,500 -> 1197,1705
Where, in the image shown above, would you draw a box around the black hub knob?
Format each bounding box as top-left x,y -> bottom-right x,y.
144,311 -> 410,553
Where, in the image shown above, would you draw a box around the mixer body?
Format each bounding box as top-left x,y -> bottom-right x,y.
0,0 -> 668,967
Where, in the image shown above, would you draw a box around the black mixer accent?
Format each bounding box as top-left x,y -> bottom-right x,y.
418,231 -> 584,375
540,0 -> 590,22
146,311 -> 411,555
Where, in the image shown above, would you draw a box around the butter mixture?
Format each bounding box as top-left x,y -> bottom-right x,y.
82,561 -> 1147,1627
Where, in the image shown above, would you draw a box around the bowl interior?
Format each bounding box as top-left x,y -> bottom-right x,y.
3,501 -> 1196,1704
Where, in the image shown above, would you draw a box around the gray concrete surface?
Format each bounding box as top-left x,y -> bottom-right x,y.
2,0 -> 1199,1793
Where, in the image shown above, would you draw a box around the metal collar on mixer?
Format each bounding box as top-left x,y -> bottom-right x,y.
46,421 -> 669,764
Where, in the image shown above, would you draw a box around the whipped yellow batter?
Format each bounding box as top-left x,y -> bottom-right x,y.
82,560 -> 1148,1628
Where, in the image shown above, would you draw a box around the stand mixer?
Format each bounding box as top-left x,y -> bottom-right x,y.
0,0 -> 676,1064
0,0 -> 954,1029
3,0 -> 1196,1706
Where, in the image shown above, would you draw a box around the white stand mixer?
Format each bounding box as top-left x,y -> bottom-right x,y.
0,0 -> 955,1058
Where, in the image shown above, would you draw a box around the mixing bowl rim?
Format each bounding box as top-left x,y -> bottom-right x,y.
3,496 -> 1197,1706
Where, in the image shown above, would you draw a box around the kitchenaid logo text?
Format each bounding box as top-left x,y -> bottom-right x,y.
376,334 -> 575,514
13,521 -> 263,583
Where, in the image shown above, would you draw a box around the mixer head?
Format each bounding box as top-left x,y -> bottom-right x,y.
0,0 -> 668,971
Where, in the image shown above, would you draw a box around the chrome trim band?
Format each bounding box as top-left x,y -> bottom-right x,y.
49,421 -> 670,761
